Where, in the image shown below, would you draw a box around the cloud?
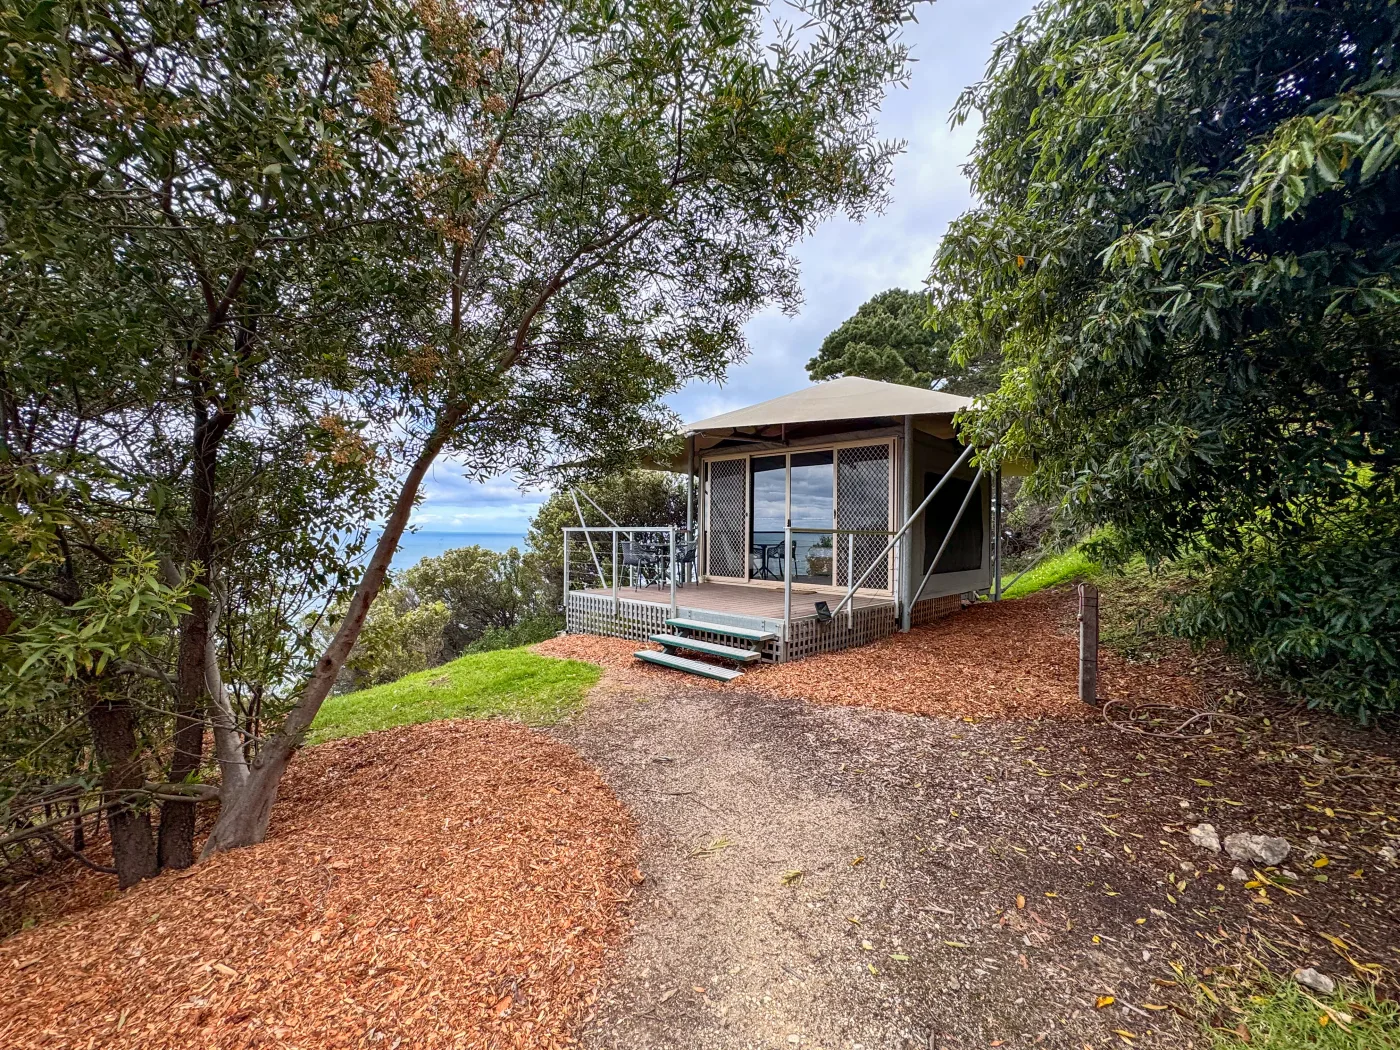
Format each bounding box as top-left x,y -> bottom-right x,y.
412,0 -> 1035,534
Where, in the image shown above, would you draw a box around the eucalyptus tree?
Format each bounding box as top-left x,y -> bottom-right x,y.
203,0 -> 923,852
1,0 -> 424,883
934,0 -> 1400,718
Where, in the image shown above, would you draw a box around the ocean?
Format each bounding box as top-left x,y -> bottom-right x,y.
372,530 -> 528,568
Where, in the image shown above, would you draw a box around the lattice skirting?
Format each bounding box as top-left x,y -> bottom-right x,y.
784,602 -> 897,661
564,591 -> 954,664
911,593 -> 963,626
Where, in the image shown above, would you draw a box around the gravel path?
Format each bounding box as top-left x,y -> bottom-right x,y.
552,676 -> 1400,1050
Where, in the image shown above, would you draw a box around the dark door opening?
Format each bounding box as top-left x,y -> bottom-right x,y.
923,471 -> 983,574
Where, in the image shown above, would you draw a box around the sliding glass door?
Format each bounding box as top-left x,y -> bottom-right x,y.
745,451 -> 835,585
789,451 -> 834,584
749,456 -> 787,580
705,441 -> 892,590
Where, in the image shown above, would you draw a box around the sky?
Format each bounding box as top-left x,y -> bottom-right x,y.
408,0 -> 1037,540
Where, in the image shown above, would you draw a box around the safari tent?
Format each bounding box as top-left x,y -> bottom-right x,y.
562,376 -> 1006,679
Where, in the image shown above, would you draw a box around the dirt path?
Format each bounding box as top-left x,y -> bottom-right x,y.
552,678 -> 1400,1050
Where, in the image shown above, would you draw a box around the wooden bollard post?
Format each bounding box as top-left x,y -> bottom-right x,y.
1078,582 -> 1099,705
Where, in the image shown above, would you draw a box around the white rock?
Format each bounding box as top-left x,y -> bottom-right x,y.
1295,968 -> 1336,995
1224,832 -> 1291,866
1231,866 -> 1250,881
1188,823 -> 1221,853
1379,845 -> 1397,864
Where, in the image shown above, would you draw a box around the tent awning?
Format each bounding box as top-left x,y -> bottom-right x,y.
685,376 -> 972,433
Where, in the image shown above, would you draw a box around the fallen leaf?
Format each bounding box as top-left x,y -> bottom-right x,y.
1095,995 -> 1115,1009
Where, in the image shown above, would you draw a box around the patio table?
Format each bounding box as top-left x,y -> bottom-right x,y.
751,541 -> 786,580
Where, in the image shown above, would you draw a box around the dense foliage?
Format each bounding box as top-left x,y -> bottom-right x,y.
936,0 -> 1400,719
806,288 -> 997,395
341,544 -> 557,688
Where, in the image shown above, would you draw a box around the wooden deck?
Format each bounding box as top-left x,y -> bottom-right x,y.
576,580 -> 893,621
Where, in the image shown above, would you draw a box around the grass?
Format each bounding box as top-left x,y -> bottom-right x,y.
1200,973 -> 1400,1050
1001,547 -> 1101,599
308,646 -> 601,745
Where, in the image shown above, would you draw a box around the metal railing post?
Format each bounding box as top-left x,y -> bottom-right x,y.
611,529 -> 619,614
846,533 -> 855,630
993,467 -> 1003,601
782,526 -> 792,662
668,526 -> 678,619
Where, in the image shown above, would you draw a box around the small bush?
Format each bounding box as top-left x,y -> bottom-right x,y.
1170,514 -> 1400,723
467,613 -> 564,654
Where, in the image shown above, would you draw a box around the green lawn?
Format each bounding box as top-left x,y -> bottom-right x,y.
1202,973 -> 1400,1050
1001,547 -> 1101,599
308,646 -> 601,745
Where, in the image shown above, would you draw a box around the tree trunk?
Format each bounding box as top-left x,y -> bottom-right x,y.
160,400 -> 234,869
87,695 -> 157,888
205,593 -> 248,795
201,413 -> 461,856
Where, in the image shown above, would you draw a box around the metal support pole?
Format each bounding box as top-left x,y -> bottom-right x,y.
1079,583 -> 1099,704
611,529 -> 619,614
685,436 -> 694,538
570,490 -> 605,586
697,460 -> 706,580
782,525 -> 793,662
668,526 -> 678,619
993,467 -> 1003,601
900,416 -> 914,632
846,533 -> 855,630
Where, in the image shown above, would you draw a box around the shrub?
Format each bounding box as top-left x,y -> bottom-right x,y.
1170,512 -> 1400,723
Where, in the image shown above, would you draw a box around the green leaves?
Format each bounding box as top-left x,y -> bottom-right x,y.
933,0 -> 1400,719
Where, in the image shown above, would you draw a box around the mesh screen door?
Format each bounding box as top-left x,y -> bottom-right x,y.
836,444 -> 891,590
706,458 -> 747,579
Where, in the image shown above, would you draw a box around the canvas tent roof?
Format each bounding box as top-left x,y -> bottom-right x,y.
685,376 -> 972,433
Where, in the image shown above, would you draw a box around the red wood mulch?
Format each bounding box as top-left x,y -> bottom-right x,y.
0,720 -> 638,1050
537,589 -> 1232,720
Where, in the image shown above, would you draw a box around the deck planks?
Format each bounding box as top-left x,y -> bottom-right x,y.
577,580 -> 893,621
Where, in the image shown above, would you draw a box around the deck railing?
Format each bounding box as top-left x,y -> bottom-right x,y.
563,526 -> 695,620
563,448 -> 991,656
563,524 -> 899,658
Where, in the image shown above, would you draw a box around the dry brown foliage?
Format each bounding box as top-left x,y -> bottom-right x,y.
0,721 -> 637,1050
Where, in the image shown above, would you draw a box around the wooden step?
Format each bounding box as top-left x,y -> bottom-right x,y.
665,617 -> 777,644
634,650 -> 745,682
649,634 -> 762,663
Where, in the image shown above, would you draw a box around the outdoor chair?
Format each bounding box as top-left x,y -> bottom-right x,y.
621,540 -> 657,587
675,541 -> 697,586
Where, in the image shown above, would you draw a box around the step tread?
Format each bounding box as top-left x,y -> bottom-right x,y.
634,649 -> 745,681
649,634 -> 762,662
665,617 -> 777,643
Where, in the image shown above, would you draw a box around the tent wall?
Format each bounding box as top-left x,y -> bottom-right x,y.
908,431 -> 992,600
